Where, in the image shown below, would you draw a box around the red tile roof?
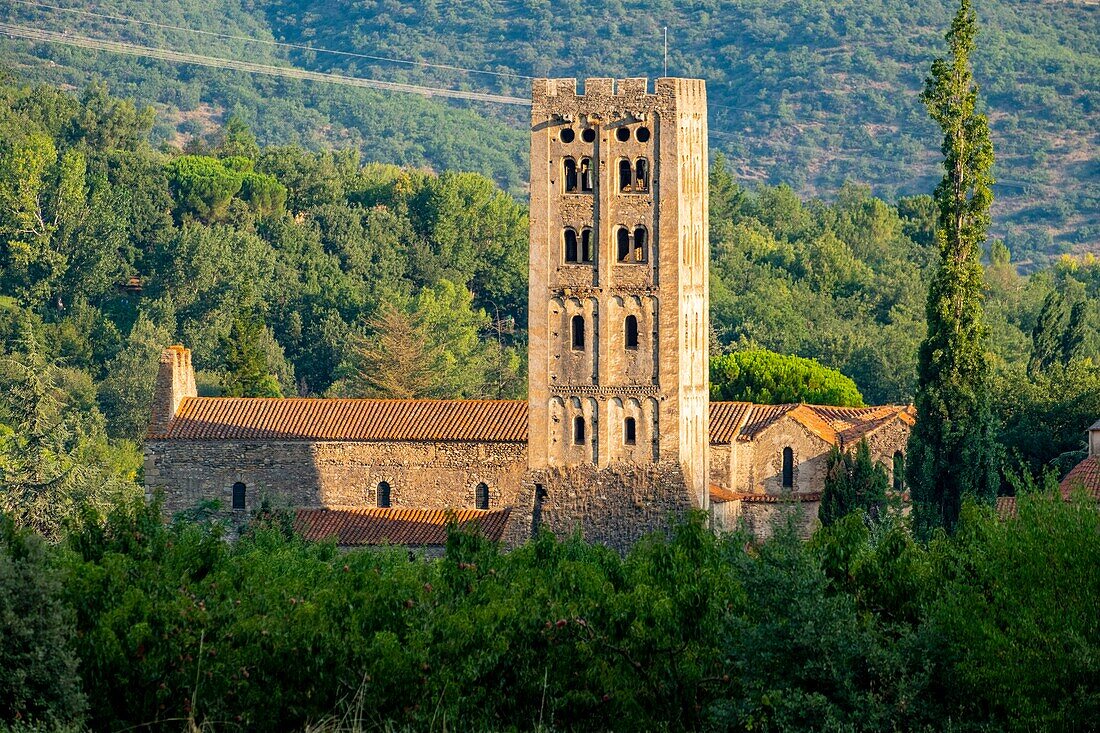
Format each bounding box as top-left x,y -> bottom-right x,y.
709,484 -> 741,503
150,396 -> 911,447
709,402 -> 753,444
1059,456 -> 1100,500
716,403 -> 913,446
293,506 -> 512,546
716,491 -> 824,504
152,398 -> 528,442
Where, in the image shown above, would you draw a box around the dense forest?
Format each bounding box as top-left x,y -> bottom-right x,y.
1,0 -> 1096,261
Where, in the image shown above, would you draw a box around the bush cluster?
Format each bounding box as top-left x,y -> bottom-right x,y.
2,492 -> 1097,731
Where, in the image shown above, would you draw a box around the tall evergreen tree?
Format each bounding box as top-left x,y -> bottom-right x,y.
222,311 -> 282,398
819,440 -> 890,527
1029,289 -> 1068,377
907,0 -> 999,536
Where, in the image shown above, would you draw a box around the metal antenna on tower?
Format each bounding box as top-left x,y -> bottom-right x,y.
663,27 -> 668,77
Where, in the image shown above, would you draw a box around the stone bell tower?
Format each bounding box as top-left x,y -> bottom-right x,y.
525,77 -> 709,545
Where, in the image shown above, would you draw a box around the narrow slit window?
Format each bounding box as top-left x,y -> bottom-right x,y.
625,315 -> 639,349
571,315 -> 585,350
635,158 -> 649,192
633,226 -> 648,262
475,482 -> 490,510
232,482 -> 246,510
893,451 -> 905,492
563,228 -> 579,263
563,158 -> 578,192
580,228 -> 594,263
617,227 -> 631,262
580,157 -> 593,192
573,416 -> 586,445
618,159 -> 632,192
377,481 -> 391,508
624,417 -> 637,445
782,447 -> 794,489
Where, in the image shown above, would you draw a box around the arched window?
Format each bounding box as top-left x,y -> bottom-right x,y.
377,481 -> 391,508
579,157 -> 594,192
618,159 -> 632,192
624,315 -> 639,349
624,417 -> 637,445
782,447 -> 794,489
571,315 -> 585,350
635,158 -> 650,192
573,416 -> 586,445
563,158 -> 578,192
893,451 -> 905,492
475,482 -> 490,510
232,482 -> 246,510
632,226 -> 648,262
617,227 -> 631,262
580,228 -> 594,263
563,228 -> 579,263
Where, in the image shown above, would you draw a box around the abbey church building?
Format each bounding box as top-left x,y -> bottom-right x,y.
145,78 -> 914,550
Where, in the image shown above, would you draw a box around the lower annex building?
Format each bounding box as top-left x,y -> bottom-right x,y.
145,76 -> 914,551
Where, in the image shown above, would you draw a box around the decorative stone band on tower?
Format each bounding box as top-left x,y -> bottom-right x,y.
524,77 -> 710,547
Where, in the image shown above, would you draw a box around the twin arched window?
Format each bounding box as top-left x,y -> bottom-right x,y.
616,226 -> 648,263
563,157 -> 594,193
563,227 -> 594,264
617,158 -> 650,193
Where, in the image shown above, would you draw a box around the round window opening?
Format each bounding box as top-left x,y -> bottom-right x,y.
581,127 -> 596,143
615,126 -> 631,142
636,126 -> 651,143
559,127 -> 575,143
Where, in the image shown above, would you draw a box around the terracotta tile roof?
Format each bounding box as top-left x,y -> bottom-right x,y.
719,491 -> 824,504
736,404 -> 796,441
152,397 -> 529,442
709,402 -> 753,444
1090,419 -> 1100,431
1059,456 -> 1100,500
153,397 -> 912,447
719,403 -> 914,446
293,506 -> 512,546
709,484 -> 741,503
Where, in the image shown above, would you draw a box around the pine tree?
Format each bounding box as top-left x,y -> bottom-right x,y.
907,0 -> 999,536
222,311 -> 282,398
341,303 -> 440,399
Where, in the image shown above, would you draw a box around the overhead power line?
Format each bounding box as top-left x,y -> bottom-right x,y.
8,0 -> 534,80
0,23 -> 532,106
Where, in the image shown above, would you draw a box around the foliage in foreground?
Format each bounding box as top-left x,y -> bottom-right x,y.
1,492 -> 1096,732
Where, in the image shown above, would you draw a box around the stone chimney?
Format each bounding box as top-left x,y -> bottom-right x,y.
148,345 -> 197,438
1090,419 -> 1100,458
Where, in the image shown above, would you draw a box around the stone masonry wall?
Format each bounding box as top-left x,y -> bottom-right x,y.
146,440 -> 527,518
520,462 -> 695,552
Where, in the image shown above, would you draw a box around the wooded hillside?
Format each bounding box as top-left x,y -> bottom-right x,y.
2,0 -> 1096,260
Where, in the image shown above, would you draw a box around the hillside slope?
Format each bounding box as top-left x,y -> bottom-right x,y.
1,0 -> 1096,259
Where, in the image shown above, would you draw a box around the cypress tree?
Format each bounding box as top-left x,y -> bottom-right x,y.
907,0 -> 999,536
820,441 -> 889,527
